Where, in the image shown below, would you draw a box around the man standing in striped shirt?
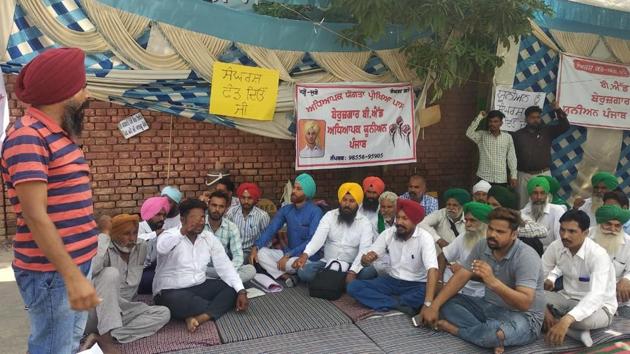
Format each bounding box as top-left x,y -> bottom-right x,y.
1,48 -> 100,353
466,110 -> 518,188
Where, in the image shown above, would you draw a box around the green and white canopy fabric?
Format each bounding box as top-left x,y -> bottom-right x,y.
0,0 -> 426,140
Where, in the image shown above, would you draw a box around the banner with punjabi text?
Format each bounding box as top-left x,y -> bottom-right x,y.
295,83 -> 416,170
557,54 -> 630,130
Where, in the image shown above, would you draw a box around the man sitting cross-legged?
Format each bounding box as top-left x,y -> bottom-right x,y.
438,202 -> 493,298
347,199 -> 438,315
421,207 -> 546,354
153,199 -> 249,333
542,209 -> 618,347
591,205 -> 630,319
292,182 -> 377,284
204,191 -> 256,284
83,214 -> 170,353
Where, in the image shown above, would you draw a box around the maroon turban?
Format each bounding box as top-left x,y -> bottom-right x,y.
236,183 -> 261,202
362,176 -> 385,195
15,48 -> 86,105
397,198 -> 425,225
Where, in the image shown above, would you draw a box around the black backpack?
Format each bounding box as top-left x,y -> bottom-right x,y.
308,260 -> 346,300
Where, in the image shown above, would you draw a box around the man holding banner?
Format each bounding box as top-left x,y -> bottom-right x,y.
512,102 -> 570,208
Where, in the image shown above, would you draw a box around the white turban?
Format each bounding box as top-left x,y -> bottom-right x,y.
472,180 -> 491,194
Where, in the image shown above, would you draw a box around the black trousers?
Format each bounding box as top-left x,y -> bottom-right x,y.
155,279 -> 236,320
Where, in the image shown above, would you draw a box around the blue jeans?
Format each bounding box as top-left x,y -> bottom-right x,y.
440,294 -> 541,348
14,261 -> 92,354
297,260 -> 377,283
347,275 -> 426,311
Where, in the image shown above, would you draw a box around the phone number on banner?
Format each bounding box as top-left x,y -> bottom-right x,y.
330,153 -> 385,161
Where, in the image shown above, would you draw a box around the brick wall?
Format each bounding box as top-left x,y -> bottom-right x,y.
0,74 -> 480,237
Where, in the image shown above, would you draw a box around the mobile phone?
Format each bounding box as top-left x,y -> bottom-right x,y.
411,314 -> 422,327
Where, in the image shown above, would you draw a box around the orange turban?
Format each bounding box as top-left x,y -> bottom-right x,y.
110,214 -> 140,240
362,176 -> 385,195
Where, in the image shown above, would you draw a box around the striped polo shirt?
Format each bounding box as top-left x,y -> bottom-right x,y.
1,107 -> 98,271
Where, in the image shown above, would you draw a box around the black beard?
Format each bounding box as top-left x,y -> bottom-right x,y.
62,100 -> 88,137
166,207 -> 178,218
147,219 -> 164,231
337,207 -> 358,226
362,197 -> 379,212
395,230 -> 411,241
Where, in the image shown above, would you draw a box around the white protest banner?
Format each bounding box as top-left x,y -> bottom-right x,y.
295,83 -> 416,170
493,86 -> 546,131
118,112 -> 149,139
0,74 -> 9,145
557,53 -> 630,129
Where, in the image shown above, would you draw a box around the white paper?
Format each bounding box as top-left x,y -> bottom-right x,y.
252,273 -> 282,293
78,343 -> 104,354
245,287 -> 266,299
118,112 -> 149,139
493,85 -> 546,132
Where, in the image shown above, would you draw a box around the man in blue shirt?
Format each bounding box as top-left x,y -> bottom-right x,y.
250,173 -> 323,287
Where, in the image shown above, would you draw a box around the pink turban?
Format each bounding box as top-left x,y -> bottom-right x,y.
140,197 -> 170,221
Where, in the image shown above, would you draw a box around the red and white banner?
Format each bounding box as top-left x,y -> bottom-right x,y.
557,54 -> 630,130
295,83 -> 416,170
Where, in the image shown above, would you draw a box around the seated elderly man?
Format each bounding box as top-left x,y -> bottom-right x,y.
472,180 -> 492,203
83,215 -> 170,353
153,199 -> 249,333
205,191 -> 256,284
421,208 -> 546,354
603,190 -> 630,237
521,176 -> 565,250
542,210 -> 617,347
293,182 -> 377,283
438,202 -> 493,298
578,172 -> 620,227
419,188 -> 471,249
590,205 -> 630,319
348,199 -> 437,315
372,191 -> 398,276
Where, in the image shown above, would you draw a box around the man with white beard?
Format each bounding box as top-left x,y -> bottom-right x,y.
438,202 -> 493,297
602,191 -> 630,236
521,176 -> 564,250
591,205 -> 630,318
578,172 -> 620,227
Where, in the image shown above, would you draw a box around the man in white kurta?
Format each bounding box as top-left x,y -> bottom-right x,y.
542,210 -> 617,347
590,205 -> 630,319
348,198 -> 438,314
578,172 -> 620,227
84,214 -> 170,350
293,182 -> 376,284
419,188 -> 471,250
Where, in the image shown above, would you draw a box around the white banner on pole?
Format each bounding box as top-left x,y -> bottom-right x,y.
557,54 -> 630,130
493,85 -> 546,132
0,74 -> 9,145
295,83 -> 416,170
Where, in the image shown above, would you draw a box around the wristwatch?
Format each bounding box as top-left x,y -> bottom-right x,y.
424,301 -> 432,307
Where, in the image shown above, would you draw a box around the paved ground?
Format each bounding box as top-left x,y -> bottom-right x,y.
0,245 -> 29,354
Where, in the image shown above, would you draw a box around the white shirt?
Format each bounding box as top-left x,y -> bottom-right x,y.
303,209 -> 375,273
153,227 -> 244,295
138,220 -> 156,241
163,214 -> 181,230
419,208 -> 465,244
299,145 -> 324,158
358,204 -> 379,238
357,226 -> 437,282
521,202 -> 564,248
542,238 -> 618,321
442,233 -> 485,297
578,198 -> 597,228
591,231 -> 630,308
